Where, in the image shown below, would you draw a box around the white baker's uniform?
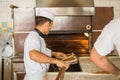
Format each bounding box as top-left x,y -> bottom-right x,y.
24,31 -> 51,80
94,17 -> 120,56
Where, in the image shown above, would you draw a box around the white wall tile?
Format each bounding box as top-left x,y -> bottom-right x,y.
0,1 -> 7,7
0,0 -> 6,1
6,0 -> 17,1
16,0 -> 35,8
0,12 -> 7,21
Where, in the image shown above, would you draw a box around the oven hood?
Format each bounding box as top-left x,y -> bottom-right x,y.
36,0 -> 95,16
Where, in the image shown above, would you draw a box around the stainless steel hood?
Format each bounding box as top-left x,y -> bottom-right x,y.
36,0 -> 95,15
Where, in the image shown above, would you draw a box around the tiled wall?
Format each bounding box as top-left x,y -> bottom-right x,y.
0,0 -> 120,32
0,0 -> 35,21
0,0 -> 35,32
0,22 -> 12,32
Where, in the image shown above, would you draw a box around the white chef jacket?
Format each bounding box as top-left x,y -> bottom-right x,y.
24,30 -> 52,80
94,17 -> 120,56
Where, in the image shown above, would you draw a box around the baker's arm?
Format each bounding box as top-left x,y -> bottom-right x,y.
29,49 -> 69,69
90,47 -> 120,76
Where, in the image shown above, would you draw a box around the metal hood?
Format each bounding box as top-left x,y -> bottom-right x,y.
36,0 -> 95,16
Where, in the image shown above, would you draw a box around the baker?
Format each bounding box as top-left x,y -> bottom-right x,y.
24,9 -> 69,80
90,17 -> 120,79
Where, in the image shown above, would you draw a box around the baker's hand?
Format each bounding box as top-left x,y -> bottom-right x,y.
55,59 -> 69,70
52,52 -> 67,59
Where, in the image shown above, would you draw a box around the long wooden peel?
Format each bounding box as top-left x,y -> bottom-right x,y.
55,67 -> 66,80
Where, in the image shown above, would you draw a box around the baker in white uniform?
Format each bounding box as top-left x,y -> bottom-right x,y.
24,10 -> 69,80
90,17 -> 120,79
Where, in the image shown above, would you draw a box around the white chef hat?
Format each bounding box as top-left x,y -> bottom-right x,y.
36,9 -> 55,21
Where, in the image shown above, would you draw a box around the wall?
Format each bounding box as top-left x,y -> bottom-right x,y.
0,0 -> 35,32
0,0 -> 35,22
0,0 -> 120,22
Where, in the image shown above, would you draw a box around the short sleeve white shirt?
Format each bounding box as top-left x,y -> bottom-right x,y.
94,17 -> 120,56
24,31 -> 51,80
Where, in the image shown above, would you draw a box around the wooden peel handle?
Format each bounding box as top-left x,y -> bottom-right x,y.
55,67 -> 66,80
